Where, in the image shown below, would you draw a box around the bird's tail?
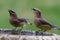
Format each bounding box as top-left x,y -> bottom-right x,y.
23,18 -> 32,26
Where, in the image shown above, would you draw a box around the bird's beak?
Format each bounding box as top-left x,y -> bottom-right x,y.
8,10 -> 15,14
8,10 -> 12,13
32,8 -> 36,11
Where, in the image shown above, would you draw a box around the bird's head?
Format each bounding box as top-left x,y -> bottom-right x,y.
8,10 -> 17,17
32,8 -> 41,17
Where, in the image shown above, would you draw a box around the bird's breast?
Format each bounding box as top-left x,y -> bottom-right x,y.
10,19 -> 21,27
34,19 -> 42,27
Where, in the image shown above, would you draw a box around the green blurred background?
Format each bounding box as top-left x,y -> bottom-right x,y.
0,0 -> 60,34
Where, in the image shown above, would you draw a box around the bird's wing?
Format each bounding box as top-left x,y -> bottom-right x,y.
39,19 -> 55,28
18,18 -> 27,23
13,19 -> 20,23
18,18 -> 28,26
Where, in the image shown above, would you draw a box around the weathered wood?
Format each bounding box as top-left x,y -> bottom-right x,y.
0,34 -> 60,40
0,29 -> 60,40
0,29 -> 53,36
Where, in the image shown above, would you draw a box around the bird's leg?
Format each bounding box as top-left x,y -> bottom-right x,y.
35,30 -> 41,35
12,27 -> 17,31
20,26 -> 23,31
40,30 -> 46,35
18,26 -> 23,35
35,30 -> 46,35
39,30 -> 44,35
11,27 -> 18,34
13,27 -> 17,30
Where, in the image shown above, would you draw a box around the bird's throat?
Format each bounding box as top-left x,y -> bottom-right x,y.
34,12 -> 41,18
10,15 -> 17,19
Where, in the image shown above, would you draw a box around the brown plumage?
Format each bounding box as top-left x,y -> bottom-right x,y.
8,10 -> 31,30
32,8 -> 60,32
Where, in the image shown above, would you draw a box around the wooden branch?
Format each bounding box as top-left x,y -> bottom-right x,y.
0,29 -> 60,40
0,34 -> 60,40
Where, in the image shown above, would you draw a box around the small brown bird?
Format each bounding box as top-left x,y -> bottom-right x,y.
32,8 -> 60,34
8,10 -> 31,31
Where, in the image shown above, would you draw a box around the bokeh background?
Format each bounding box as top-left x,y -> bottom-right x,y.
0,0 -> 60,34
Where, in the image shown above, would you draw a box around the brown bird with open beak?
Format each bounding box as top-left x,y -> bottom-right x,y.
32,8 -> 60,35
8,10 -> 31,31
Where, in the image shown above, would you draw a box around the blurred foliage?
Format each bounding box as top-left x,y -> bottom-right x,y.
0,0 -> 60,34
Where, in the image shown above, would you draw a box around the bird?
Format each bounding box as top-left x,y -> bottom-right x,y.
8,10 -> 32,31
32,8 -> 60,35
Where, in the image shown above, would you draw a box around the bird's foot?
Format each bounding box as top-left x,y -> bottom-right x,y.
17,29 -> 22,35
11,28 -> 20,35
11,27 -> 23,35
35,31 -> 44,35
